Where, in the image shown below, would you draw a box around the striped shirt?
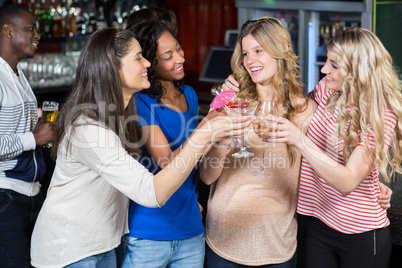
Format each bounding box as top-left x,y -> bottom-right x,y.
0,57 -> 44,196
297,78 -> 397,234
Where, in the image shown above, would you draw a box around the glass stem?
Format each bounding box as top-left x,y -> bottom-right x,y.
261,142 -> 265,172
239,137 -> 247,154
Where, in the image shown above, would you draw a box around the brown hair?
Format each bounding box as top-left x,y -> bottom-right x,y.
231,17 -> 308,165
52,28 -> 142,160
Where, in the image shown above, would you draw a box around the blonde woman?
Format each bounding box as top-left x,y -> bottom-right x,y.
266,28 -> 402,267
200,17 -> 316,267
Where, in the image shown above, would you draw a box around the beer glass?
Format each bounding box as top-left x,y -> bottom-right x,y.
42,101 -> 59,148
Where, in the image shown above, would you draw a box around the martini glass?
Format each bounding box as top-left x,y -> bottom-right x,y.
224,97 -> 259,158
253,101 -> 278,171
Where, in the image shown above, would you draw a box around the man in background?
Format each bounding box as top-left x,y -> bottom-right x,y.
0,5 -> 53,267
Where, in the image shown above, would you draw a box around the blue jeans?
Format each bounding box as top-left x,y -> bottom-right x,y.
120,233 -> 205,268
206,244 -> 297,268
64,249 -> 116,268
0,189 -> 43,268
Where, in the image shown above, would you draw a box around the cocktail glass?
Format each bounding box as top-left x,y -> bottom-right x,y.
224,97 -> 259,158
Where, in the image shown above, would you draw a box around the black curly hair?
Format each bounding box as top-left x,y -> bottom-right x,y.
126,21 -> 185,101
126,7 -> 178,36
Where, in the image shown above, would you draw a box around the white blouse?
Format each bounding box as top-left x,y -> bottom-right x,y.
31,116 -> 159,267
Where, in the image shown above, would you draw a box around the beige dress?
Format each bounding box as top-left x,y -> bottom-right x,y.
206,99 -> 316,266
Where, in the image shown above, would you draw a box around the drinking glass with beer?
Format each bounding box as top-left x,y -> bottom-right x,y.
42,101 -> 59,148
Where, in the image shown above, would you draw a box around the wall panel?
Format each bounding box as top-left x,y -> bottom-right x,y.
165,0 -> 238,95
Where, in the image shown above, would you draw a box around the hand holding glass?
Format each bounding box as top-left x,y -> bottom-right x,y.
42,101 -> 59,148
224,97 -> 259,158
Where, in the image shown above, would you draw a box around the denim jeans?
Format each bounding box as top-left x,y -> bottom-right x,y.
0,189 -> 44,268
120,233 -> 205,268
64,249 -> 116,268
206,244 -> 297,268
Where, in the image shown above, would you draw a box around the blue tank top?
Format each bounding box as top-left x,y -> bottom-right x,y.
127,85 -> 204,240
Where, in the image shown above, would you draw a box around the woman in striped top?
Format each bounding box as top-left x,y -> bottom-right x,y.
265,28 -> 402,267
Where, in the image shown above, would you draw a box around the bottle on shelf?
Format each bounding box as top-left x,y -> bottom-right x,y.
28,0 -> 35,12
121,11 -> 128,30
43,2 -> 54,38
35,2 -> 45,35
112,6 -> 123,29
87,11 -> 97,34
288,12 -> 298,54
317,24 -> 330,63
280,10 -> 288,29
77,7 -> 89,36
52,0 -> 66,37
14,0 -> 27,8
67,0 -> 78,37
97,6 -> 108,30
77,14 -> 87,36
333,14 -> 341,36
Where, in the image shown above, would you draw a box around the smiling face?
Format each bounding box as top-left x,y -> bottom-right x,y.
242,34 -> 278,86
154,31 -> 185,83
119,38 -> 151,101
321,51 -> 344,91
8,10 -> 40,60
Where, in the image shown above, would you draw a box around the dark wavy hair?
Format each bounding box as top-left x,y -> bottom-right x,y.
51,28 -> 142,160
126,21 -> 185,101
127,7 -> 178,36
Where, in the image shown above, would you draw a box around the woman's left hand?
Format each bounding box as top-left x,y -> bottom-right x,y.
378,182 -> 392,210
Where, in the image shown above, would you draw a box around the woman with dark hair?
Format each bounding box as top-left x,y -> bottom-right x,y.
120,21 -> 207,267
30,28 -> 252,268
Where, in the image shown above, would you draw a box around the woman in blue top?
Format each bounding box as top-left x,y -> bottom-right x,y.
122,21 -> 205,267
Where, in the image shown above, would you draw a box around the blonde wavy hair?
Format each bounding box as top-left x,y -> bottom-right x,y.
326,28 -> 402,182
231,17 -> 308,165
